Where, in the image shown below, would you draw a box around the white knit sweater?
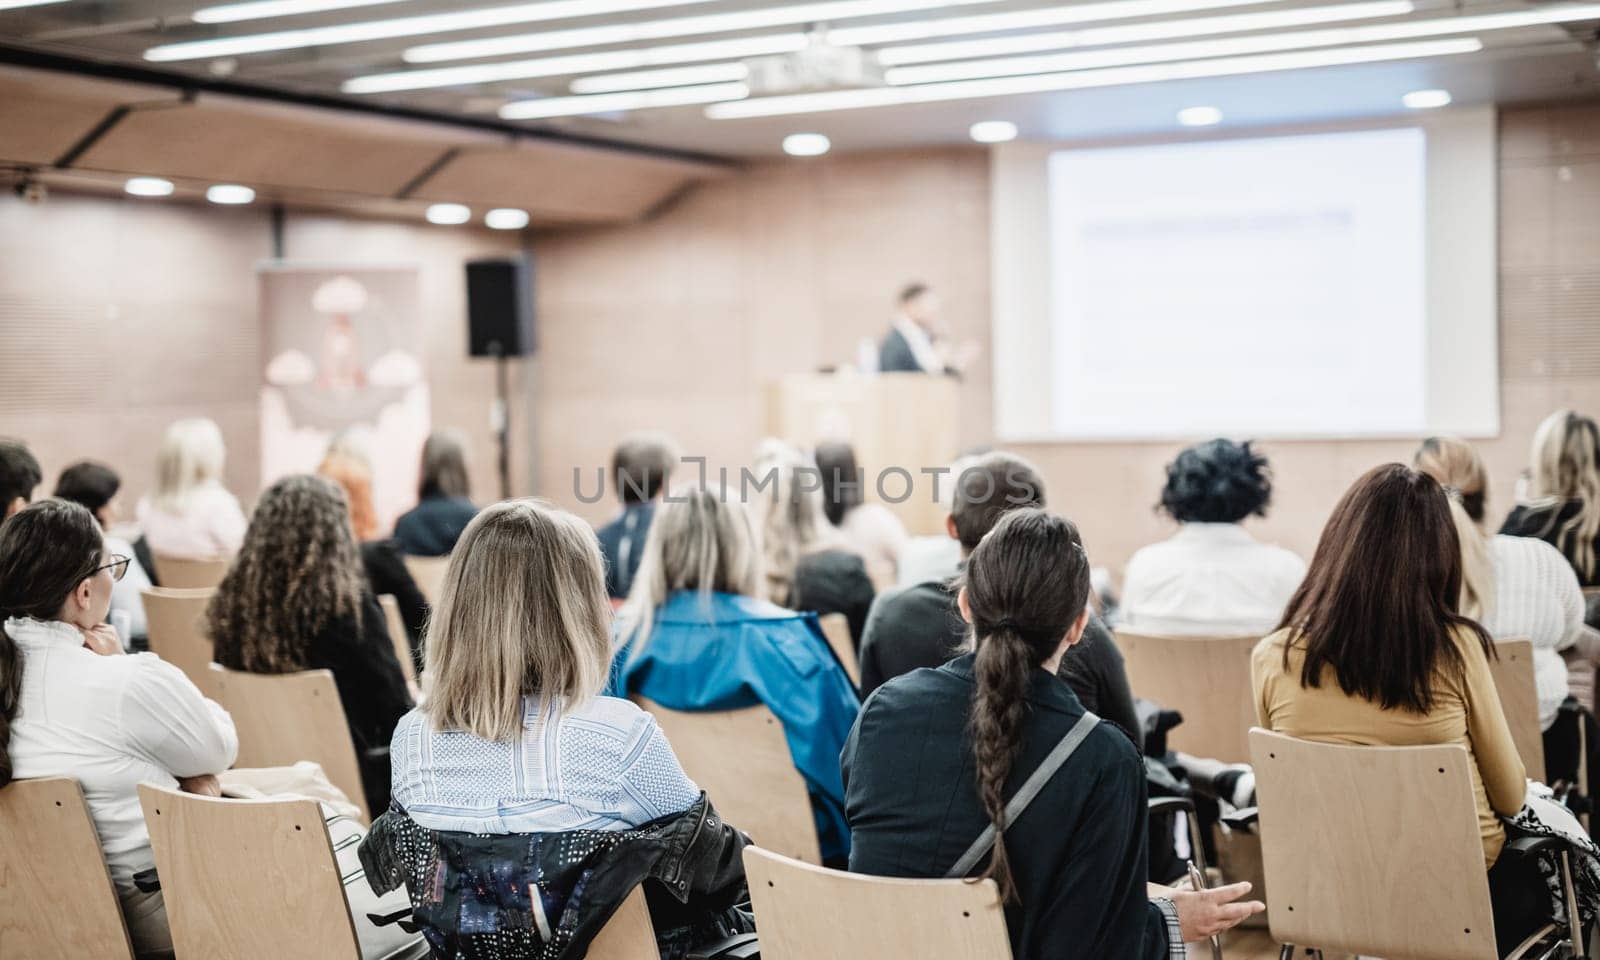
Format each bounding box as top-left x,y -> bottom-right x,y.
1481,534 -> 1587,729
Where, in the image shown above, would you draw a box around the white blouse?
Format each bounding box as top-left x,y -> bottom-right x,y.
1481,535 -> 1586,729
136,486 -> 248,560
1120,522 -> 1307,638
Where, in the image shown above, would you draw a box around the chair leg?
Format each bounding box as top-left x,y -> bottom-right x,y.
1183,812 -> 1226,960
1277,946 -> 1294,960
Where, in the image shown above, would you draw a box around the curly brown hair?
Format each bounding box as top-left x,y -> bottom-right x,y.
207,474 -> 364,674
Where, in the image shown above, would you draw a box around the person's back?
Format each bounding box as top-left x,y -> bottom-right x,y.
596,501 -> 655,598
858,578 -> 963,695
395,429 -> 477,556
139,418 -> 247,560
792,547 -> 876,647
1499,409 -> 1600,587
596,432 -> 677,599
1482,533 -> 1585,728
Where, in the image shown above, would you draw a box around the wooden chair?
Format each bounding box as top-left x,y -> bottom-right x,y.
0,778 -> 136,959
208,665 -> 370,822
635,698 -> 821,864
1117,630 -> 1259,763
401,555 -> 449,606
818,612 -> 860,686
1488,639 -> 1545,777
743,846 -> 1010,959
142,586 -> 217,694
378,594 -> 419,691
150,553 -> 231,590
1250,728 -> 1579,960
588,886 -> 659,960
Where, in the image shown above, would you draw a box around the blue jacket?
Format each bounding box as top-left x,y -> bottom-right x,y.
611,591 -> 860,862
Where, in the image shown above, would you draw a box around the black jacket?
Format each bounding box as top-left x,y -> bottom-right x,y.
394,495 -> 478,557
596,502 -> 656,599
360,794 -> 753,960
791,549 -> 877,649
842,655 -> 1170,960
1503,499 -> 1600,588
360,538 -> 429,671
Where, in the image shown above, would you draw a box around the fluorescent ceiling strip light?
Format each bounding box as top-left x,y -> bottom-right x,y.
144,0 -> 723,61
501,80 -> 749,118
570,62 -> 749,93
344,33 -> 804,92
192,0 -> 408,24
829,0 -> 1280,47
0,0 -> 69,9
706,36 -> 1483,117
403,0 -> 1005,63
879,0 -> 1410,64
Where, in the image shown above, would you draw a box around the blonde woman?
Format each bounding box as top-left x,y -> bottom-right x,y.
136,417 -> 247,560
612,486 -> 860,863
1502,410 -> 1600,587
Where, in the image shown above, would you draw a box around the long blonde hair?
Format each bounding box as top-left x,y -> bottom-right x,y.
1528,410 -> 1600,580
748,439 -> 837,606
153,418 -> 228,512
424,500 -> 613,740
1413,436 -> 1495,621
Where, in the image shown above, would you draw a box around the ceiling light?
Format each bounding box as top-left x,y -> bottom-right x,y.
205,184 -> 257,204
0,0 -> 70,9
145,0 -> 725,62
403,0 -> 1004,63
345,33 -> 804,94
1402,88 -> 1452,108
124,177 -> 175,197
1177,105 -> 1223,126
570,62 -> 749,94
485,208 -> 531,230
831,0 -> 1306,48
501,82 -> 749,118
783,133 -> 832,156
706,37 -> 1483,118
192,0 -> 406,24
425,203 -> 471,225
969,120 -> 1018,142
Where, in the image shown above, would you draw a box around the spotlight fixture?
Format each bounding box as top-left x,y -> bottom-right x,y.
782,132 -> 831,156
1177,105 -> 1223,126
425,203 -> 472,224
124,177 -> 175,197
1401,88 -> 1451,109
485,208 -> 531,230
969,120 -> 1019,142
206,184 -> 256,205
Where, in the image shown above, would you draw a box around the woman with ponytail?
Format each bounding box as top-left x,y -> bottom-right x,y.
843,508 -> 1262,958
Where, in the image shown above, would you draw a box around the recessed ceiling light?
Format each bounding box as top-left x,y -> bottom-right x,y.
783,133 -> 831,156
485,208 -> 531,230
206,184 -> 256,205
1402,88 -> 1452,109
969,120 -> 1019,143
425,203 -> 471,225
1177,105 -> 1223,126
124,177 -> 175,197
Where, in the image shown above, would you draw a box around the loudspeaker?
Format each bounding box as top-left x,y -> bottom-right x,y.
466,256 -> 535,357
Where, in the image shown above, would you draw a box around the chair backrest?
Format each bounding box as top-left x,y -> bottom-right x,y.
137,784 -> 361,960
151,553 -> 231,590
208,665 -> 370,822
377,594 -> 419,691
142,586 -> 217,694
1488,638 -> 1545,776
743,846 -> 1010,960
587,885 -> 659,960
402,555 -> 450,606
1117,630 -> 1259,762
1249,728 -> 1498,960
634,697 -> 820,864
0,778 -> 136,959
818,612 -> 860,686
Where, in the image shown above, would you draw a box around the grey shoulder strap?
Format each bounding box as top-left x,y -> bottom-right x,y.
946,711 -> 1102,879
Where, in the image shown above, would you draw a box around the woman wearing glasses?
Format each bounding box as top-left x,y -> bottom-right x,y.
0,499 -> 238,958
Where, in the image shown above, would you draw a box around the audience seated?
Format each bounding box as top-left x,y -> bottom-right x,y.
0,438 -> 40,520
393,430 -> 478,557
751,440 -> 877,646
815,440 -> 908,582
206,475 -> 412,815
1252,463 -> 1545,952
611,486 -> 859,862
595,432 -> 677,600
844,508 -> 1262,958
1502,410 -> 1600,589
1120,439 -> 1306,637
136,418 -> 248,561
0,499 -> 238,958
54,460 -> 153,649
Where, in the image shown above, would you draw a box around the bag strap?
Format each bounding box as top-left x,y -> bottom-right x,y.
946,711 -> 1101,879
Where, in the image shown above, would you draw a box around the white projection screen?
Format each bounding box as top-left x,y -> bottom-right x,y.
989,108 -> 1499,442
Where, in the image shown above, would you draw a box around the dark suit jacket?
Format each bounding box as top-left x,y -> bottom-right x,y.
879,326 -> 927,373
596,501 -> 656,599
394,495 -> 478,557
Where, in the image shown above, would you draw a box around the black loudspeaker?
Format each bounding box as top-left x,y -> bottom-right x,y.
466,256 -> 535,357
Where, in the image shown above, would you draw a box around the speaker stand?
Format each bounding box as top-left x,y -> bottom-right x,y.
490,346 -> 511,501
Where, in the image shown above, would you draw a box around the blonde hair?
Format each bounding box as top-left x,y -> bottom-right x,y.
1413,436 -> 1495,621
153,418 -> 228,512
1528,410 -> 1600,580
424,500 -> 613,740
318,449 -> 379,541
748,439 -> 837,606
615,486 -> 763,652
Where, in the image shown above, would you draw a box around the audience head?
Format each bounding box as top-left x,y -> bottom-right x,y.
1529,409 -> 1600,579
318,448 -> 380,542
206,474 -> 362,672
425,500 -> 613,740
898,282 -> 939,328
612,432 -> 678,506
1413,436 -> 1494,619
54,460 -> 124,529
814,441 -> 862,527
749,440 -> 834,604
153,418 -> 228,512
0,440 -> 41,520
617,486 -> 761,647
957,508 -> 1091,901
1158,439 -> 1272,525
1280,463 -> 1490,713
0,500 -> 113,786
949,452 -> 1047,553
418,429 -> 471,502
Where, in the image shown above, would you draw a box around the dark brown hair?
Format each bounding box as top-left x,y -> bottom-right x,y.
1279,463 -> 1492,713
951,453 -> 1046,551
963,508 -> 1091,901
612,433 -> 678,506
814,441 -> 862,527
418,430 -> 471,501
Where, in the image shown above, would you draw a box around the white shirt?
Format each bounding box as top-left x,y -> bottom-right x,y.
892,314 -> 943,374
104,533 -> 151,644
839,503 -> 909,581
6,617 -> 238,900
1480,534 -> 1586,729
1120,523 -> 1307,637
136,486 -> 248,560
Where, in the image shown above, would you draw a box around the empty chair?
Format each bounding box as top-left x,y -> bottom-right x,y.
0,778 -> 135,960
636,697 -> 821,864
1489,639 -> 1546,777
1117,630 -> 1258,763
377,594 -> 419,692
587,887 -> 659,960
743,846 -> 1010,959
142,586 -> 216,692
819,612 -> 860,686
207,665 -> 370,822
150,553 -> 231,590
401,555 -> 449,606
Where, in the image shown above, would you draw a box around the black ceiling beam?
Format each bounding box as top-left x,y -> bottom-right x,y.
53,103 -> 131,168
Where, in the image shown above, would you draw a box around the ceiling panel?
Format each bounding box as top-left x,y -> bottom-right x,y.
0,65 -> 181,166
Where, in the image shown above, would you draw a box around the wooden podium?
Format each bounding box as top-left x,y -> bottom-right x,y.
764,372 -> 959,536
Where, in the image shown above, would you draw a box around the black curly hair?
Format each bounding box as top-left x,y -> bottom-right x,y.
1158,438 -> 1273,524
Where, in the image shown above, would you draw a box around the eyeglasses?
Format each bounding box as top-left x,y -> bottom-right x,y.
93,555 -> 132,583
